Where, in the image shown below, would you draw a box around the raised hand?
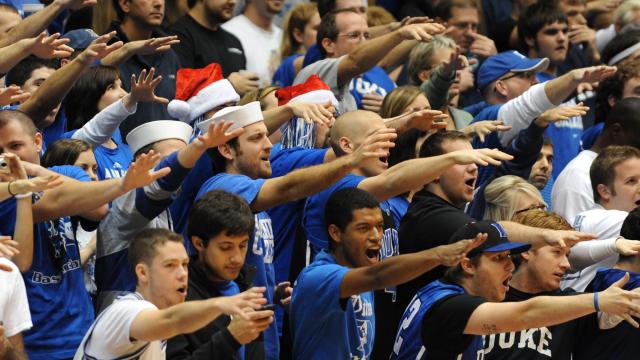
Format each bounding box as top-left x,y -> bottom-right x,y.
27,32 -> 74,59
121,150 -> 171,192
362,93 -> 384,114
0,236 -> 20,260
571,65 -> 617,84
468,32 -> 498,58
126,36 -> 180,56
614,237 -> 640,256
0,86 -> 30,106
196,120 -> 244,149
129,68 -> 168,104
2,153 -> 63,194
462,120 -> 512,143
78,31 -> 123,65
214,287 -> 268,320
535,103 -> 590,127
346,127 -> 397,167
228,71 -> 260,95
441,47 -> 467,78
449,148 -> 513,166
586,0 -> 620,14
287,101 -> 335,126
434,233 -> 488,266
598,272 -> 640,327
398,22 -> 445,41
405,109 -> 448,131
542,229 -> 596,248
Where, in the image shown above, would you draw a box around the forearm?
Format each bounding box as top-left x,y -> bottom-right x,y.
340,31 -> 403,86
544,71 -> 580,105
262,106 -> 294,135
420,64 -> 455,110
19,56 -> 89,127
13,197 -> 34,272
378,40 -> 416,72
362,153 -> 457,201
363,249 -> 442,292
101,44 -> 134,67
72,98 -> 136,146
518,294 -> 594,330
254,155 -> 354,212
497,84 -> 554,147
568,238 -> 618,271
32,177 -> 126,222
149,298 -> 225,340
79,235 -> 96,265
0,1 -> 66,47
0,40 -> 34,74
497,221 -> 548,247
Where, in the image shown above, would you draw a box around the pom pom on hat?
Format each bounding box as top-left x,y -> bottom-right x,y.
276,75 -> 339,107
167,63 -> 240,123
126,120 -> 193,155
197,101 -> 264,134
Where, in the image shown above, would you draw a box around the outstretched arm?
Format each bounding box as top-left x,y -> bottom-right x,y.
0,0 -> 96,47
340,234 -> 486,298
0,32 -> 73,74
130,288 -> 267,342
252,128 -> 397,212
262,102 -> 335,135
337,23 -> 444,87
465,272 -> 640,334
18,32 -> 123,127
360,148 -> 512,201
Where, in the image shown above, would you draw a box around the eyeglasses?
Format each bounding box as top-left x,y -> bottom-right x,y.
337,31 -> 372,41
499,70 -> 536,82
514,203 -> 547,216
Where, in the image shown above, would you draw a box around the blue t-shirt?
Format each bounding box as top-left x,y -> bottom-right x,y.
272,54 -> 303,87
290,250 -> 375,359
0,165 -> 94,360
302,44 -> 322,68
42,109 -> 67,148
391,280 -> 483,360
387,196 -> 409,229
196,173 -> 279,360
581,122 -> 604,151
61,129 -> 131,180
349,66 -> 396,110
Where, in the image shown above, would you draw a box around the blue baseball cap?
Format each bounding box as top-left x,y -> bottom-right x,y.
477,51 -> 549,91
62,29 -> 99,50
449,221 -> 531,258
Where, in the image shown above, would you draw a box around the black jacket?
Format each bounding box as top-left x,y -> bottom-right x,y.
107,21 -> 181,139
167,259 -> 264,360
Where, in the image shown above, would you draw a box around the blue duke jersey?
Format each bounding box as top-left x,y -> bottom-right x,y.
196,173 -> 279,360
349,66 -> 396,110
290,250 -> 375,359
0,165 -> 94,360
392,280 -> 486,360
61,128 -> 131,180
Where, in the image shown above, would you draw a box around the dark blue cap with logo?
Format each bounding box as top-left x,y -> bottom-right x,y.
477,51 -> 549,91
62,29 -> 99,50
449,221 -> 531,258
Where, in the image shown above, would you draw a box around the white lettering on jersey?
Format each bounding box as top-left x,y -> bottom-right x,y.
484,328 -> 552,358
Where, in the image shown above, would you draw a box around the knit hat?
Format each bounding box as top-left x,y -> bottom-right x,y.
167,63 -> 240,123
197,101 -> 264,134
276,75 -> 339,107
126,120 -> 193,155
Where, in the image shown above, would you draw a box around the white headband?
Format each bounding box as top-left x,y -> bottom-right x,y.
608,42 -> 640,65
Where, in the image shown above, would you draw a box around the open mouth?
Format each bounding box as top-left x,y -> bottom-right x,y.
635,199 -> 640,206
177,286 -> 187,296
379,156 -> 388,165
365,248 -> 380,262
502,277 -> 510,290
465,178 -> 476,188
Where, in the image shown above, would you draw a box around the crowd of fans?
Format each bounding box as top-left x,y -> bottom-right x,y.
2,0 -> 640,359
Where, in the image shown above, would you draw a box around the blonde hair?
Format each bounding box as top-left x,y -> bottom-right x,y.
366,5 -> 396,27
512,209 -> 573,230
379,86 -> 424,118
484,175 -> 546,221
280,2 -> 319,59
407,35 -> 457,85
239,86 -> 279,109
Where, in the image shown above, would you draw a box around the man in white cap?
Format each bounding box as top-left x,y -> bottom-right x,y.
95,119 -> 243,311
197,101 -> 396,360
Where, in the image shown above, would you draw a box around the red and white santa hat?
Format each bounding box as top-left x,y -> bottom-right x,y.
275,75 -> 339,107
197,101 -> 264,134
167,63 -> 240,123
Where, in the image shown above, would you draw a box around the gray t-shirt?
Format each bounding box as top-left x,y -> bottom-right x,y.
293,56 -> 357,114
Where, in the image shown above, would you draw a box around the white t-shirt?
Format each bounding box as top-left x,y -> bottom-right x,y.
74,292 -> 163,360
222,14 -> 282,87
551,149 -> 598,223
0,258 -> 32,337
561,207 -> 628,291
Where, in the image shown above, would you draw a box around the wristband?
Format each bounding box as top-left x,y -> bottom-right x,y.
7,181 -> 16,196
15,192 -> 32,199
594,291 -> 601,312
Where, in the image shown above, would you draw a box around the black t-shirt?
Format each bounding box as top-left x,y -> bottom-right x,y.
170,14 -> 246,76
396,190 -> 475,324
483,287 -> 580,360
422,293 -> 486,357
